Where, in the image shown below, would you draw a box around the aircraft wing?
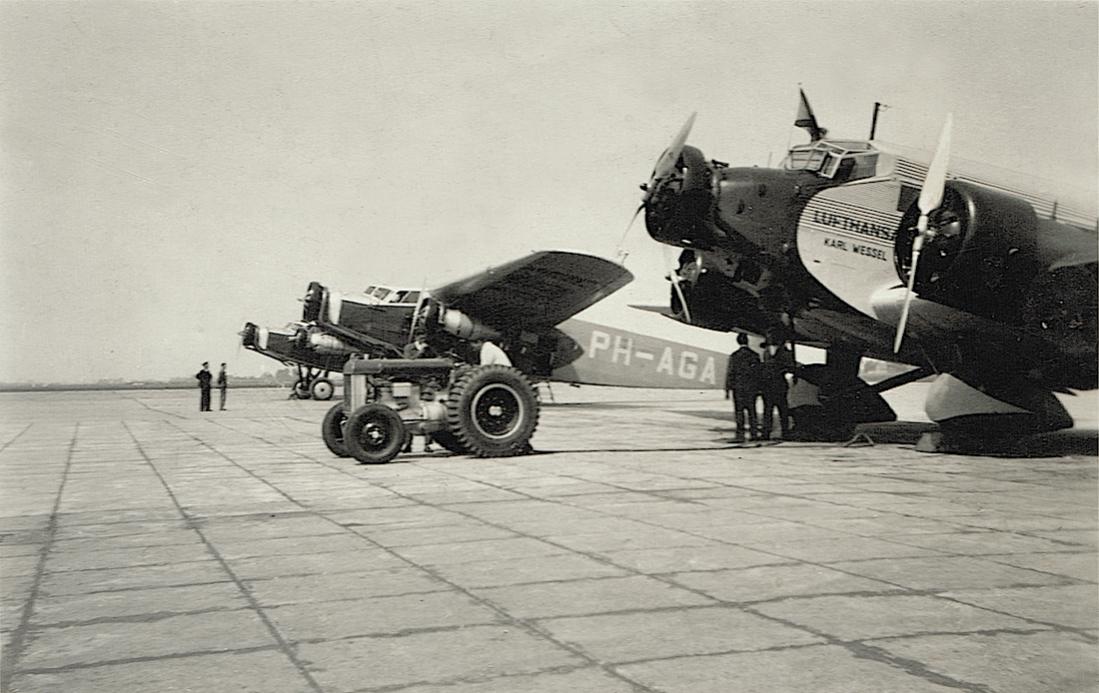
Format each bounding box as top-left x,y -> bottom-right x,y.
431,251 -> 633,329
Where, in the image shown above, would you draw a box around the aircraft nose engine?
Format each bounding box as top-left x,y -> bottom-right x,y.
644,144 -> 716,247
302,281 -> 325,323
240,322 -> 259,348
894,180 -> 1041,323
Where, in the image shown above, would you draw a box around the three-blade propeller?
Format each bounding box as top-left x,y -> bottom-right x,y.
894,114 -> 953,353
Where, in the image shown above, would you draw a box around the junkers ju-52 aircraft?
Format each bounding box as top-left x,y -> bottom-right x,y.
249,251 -> 731,464
239,321 -> 348,400
639,90 -> 1097,452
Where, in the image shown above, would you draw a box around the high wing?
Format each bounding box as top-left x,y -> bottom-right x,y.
430,251 -> 633,330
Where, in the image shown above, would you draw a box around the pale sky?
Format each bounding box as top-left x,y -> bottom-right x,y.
2,0 -> 1096,383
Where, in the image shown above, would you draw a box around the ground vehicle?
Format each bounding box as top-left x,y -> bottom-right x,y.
321,357 -> 538,464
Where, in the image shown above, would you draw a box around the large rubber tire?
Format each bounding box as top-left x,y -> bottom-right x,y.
293,379 -> 312,399
311,377 -> 335,401
321,404 -> 350,458
345,404 -> 406,464
445,365 -> 538,457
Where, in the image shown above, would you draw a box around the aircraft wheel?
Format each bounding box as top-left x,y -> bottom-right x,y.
445,365 -> 538,457
293,379 -> 312,399
311,377 -> 335,401
345,404 -> 406,464
321,404 -> 350,458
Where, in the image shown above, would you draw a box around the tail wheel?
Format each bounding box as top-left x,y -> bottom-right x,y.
345,404 -> 406,464
445,365 -> 538,457
293,379 -> 312,399
311,377 -> 335,401
321,404 -> 350,457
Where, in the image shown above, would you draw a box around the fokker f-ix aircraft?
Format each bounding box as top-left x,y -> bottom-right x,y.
244,251 -> 732,396
239,321 -> 348,400
640,91 -> 1097,451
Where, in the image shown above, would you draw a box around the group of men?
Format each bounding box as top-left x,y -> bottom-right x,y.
195,362 -> 229,412
725,333 -> 795,443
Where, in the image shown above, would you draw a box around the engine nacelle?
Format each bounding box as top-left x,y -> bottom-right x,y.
439,308 -> 500,341
894,181 -> 1042,324
307,331 -> 354,355
240,322 -> 260,349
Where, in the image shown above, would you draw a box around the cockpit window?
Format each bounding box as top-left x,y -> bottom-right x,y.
784,141 -> 878,182
371,287 -> 390,300
401,291 -> 421,304
784,147 -> 828,172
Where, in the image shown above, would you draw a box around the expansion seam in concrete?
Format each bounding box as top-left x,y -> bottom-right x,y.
521,457 -> 1097,590
13,643 -> 284,675
121,420 -> 327,693
347,661 -> 597,693
408,459 -> 1040,692
0,422 -> 33,453
209,415 -> 1096,691
187,417 -> 665,693
25,604 -> 255,630
0,423 -> 79,691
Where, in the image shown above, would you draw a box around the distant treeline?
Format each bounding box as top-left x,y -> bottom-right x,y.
0,380 -> 294,393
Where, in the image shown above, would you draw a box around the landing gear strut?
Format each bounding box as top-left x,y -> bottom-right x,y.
290,366 -> 335,401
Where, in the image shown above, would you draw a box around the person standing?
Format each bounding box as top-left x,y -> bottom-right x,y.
217,363 -> 228,411
725,334 -> 761,442
195,362 -> 212,412
760,340 -> 794,440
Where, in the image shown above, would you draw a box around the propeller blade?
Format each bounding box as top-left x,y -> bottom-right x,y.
918,114 -> 953,215
408,288 -> 429,342
615,204 -> 644,264
894,114 -> 953,353
893,232 -> 924,353
646,113 -> 697,197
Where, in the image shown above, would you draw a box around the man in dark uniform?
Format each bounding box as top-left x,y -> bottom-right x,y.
725,334 -> 761,442
217,363 -> 228,411
760,340 -> 794,440
195,362 -> 212,412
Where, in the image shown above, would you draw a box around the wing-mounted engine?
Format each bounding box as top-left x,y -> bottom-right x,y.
894,181 -> 1042,325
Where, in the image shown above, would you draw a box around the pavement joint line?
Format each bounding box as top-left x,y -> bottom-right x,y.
32,578 -> 237,598
502,463 -> 1099,585
13,643 -> 285,675
0,423 -> 78,691
118,393 -> 186,420
0,423 -> 33,453
347,661 -> 601,693
189,417 -> 668,693
121,421 -> 327,693
25,605 -> 254,630
155,410 -> 1094,690
411,457 -> 1086,691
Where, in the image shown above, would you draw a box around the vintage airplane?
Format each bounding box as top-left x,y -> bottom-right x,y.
293,250 -> 732,391
239,321 -> 348,400
638,90 -> 1097,452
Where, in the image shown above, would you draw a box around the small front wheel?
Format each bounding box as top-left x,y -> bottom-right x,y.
345,404 -> 406,464
311,377 -> 335,401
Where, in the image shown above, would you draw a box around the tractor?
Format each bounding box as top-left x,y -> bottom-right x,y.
321,357 -> 539,464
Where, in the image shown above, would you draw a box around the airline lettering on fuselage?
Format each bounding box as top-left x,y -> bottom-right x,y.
588,329 -> 716,385
823,236 -> 888,261
811,209 -> 894,242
